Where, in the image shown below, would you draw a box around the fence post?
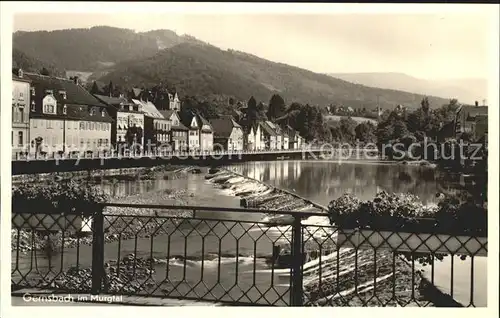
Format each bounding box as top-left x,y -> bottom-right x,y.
291,215 -> 303,306
91,206 -> 105,295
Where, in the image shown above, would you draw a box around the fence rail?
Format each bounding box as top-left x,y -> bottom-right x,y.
11,204 -> 486,307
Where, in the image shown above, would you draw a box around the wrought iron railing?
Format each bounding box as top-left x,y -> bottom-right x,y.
11,204 -> 487,307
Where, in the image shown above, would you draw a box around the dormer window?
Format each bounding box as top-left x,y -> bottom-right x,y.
63,105 -> 67,115
18,69 -> 23,78
90,107 -> 96,116
59,90 -> 67,100
101,108 -> 105,117
31,100 -> 36,112
45,89 -> 53,95
30,87 -> 35,96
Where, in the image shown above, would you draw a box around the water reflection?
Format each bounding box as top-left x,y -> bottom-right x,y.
227,161 -> 461,205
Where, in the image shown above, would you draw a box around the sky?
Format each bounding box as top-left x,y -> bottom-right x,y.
12,9 -> 496,81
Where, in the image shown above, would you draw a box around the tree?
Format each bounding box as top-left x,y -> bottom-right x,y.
267,94 -> 286,121
355,121 -> 377,143
421,97 -> 430,115
90,81 -> 101,95
105,81 -> 115,97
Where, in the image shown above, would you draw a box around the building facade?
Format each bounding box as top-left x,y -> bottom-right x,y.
260,122 -> 277,150
12,69 -> 31,157
27,73 -> 113,156
160,110 -> 188,151
196,114 -> 214,152
210,116 -> 244,151
454,102 -> 488,141
94,94 -> 145,147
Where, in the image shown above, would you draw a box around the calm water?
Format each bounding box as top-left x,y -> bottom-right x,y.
225,160 -> 465,205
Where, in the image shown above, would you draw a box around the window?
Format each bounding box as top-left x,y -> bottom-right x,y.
52,136 -> 57,146
91,123 -> 95,130
101,109 -> 105,117
63,105 -> 67,115
12,106 -> 15,123
33,120 -> 37,128
30,87 -> 35,96
86,122 -> 90,130
19,91 -> 24,100
31,100 -> 35,112
80,138 -> 84,148
20,108 -> 25,123
46,120 -> 52,129
80,122 -> 85,130
18,131 -> 24,147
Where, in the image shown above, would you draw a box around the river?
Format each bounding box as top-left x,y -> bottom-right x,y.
225,160 -> 487,307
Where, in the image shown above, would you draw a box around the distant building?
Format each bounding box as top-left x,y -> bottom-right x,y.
210,116 -> 244,151
259,121 -> 278,150
93,94 -> 145,147
131,98 -> 170,150
160,110 -> 188,151
195,113 -> 214,152
26,73 -> 113,156
454,101 -> 488,141
12,68 -> 31,157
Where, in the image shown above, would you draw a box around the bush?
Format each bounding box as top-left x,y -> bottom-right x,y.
12,180 -> 109,217
327,191 -> 487,265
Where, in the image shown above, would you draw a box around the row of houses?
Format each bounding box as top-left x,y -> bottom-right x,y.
11,69 -> 306,157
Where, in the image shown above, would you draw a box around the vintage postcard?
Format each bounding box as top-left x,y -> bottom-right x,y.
1,2 -> 498,317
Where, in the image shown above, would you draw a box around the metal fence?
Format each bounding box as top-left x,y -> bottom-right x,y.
11,204 -> 487,307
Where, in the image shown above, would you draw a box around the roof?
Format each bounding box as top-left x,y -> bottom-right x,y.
457,105 -> 488,120
195,113 -> 213,133
93,94 -> 128,105
159,110 -> 176,119
210,116 -> 241,139
259,121 -> 277,136
159,110 -> 188,130
26,73 -> 107,107
131,99 -> 164,119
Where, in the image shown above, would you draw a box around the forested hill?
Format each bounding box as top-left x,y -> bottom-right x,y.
99,42 -> 450,110
13,26 -> 202,71
12,48 -> 65,77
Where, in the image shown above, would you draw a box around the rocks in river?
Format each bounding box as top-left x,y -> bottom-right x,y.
46,254 -> 161,293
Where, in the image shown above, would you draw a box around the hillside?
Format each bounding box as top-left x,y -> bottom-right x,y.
98,42 -> 450,110
13,26 -> 202,71
12,48 -> 65,77
13,26 -> 454,110
329,72 -> 487,105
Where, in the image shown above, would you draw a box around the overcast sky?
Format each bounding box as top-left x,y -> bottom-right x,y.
13,11 -> 495,80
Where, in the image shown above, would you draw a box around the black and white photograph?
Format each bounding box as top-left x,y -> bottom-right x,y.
1,2 -> 498,315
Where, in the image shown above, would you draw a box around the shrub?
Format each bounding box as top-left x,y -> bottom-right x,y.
12,180 -> 109,217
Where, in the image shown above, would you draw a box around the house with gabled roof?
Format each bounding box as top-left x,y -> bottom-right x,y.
259,121 -> 277,150
180,111 -> 201,151
159,110 -> 188,151
454,101 -> 488,142
131,97 -> 170,149
94,94 -> 145,147
210,116 -> 244,151
26,72 -> 113,156
195,112 -> 214,152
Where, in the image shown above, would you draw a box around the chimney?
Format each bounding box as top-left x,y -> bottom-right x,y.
475,101 -> 479,107
18,68 -> 23,78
